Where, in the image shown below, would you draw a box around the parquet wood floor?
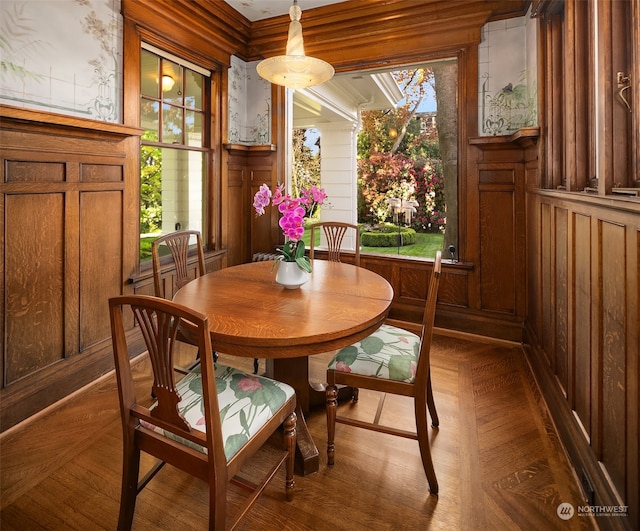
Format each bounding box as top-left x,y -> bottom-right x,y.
0,332 -> 597,530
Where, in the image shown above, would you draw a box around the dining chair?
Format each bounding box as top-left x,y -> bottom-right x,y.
309,221 -> 360,266
152,230 -> 209,372
151,229 -> 206,300
325,250 -> 442,495
152,230 -> 260,373
109,294 -> 297,530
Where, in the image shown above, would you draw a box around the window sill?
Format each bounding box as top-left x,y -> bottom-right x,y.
532,188 -> 640,213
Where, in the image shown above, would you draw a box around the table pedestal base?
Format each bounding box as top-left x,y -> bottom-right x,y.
266,357 -> 355,476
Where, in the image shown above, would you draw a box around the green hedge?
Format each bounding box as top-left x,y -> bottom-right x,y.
361,225 -> 417,247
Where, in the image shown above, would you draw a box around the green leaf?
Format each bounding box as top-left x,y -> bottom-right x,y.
188,374 -> 203,395
388,355 -> 414,381
225,433 -> 249,458
295,241 -> 306,258
335,345 -> 359,364
239,408 -> 249,433
296,255 -> 312,273
360,335 -> 384,355
219,403 -> 231,424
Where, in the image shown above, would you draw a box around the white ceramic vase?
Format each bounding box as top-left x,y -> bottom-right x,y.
275,261 -> 310,289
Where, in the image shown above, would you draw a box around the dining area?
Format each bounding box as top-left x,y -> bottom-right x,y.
171,256 -> 394,471
0,299 -> 592,530
110,217 -> 446,528
0,213 -> 593,529
81,215 -> 591,530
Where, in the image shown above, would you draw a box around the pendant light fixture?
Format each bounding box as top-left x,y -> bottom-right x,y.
256,0 -> 334,90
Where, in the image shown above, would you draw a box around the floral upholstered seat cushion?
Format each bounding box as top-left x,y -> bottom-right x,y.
328,324 -> 421,383
143,364 -> 295,461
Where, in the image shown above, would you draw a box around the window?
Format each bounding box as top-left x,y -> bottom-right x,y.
537,0 -> 639,194
139,46 -> 210,261
293,59 -> 458,260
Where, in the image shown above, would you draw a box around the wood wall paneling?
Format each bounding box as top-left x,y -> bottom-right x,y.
397,264 -> 428,302
541,202 -> 554,368
80,191 -> 123,350
599,220 -> 628,501
526,191 -> 640,530
573,212 -> 592,438
247,0 -> 526,67
226,164 -> 246,267
250,165 -> 278,257
478,177 -> 516,314
223,144 -> 278,267
555,207 -> 569,396
4,192 -> 65,383
0,107 -> 140,431
469,133 -> 533,335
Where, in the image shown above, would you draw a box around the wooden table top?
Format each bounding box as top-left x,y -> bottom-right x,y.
173,260 -> 394,359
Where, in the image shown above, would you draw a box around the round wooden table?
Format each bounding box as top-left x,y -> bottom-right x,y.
173,259 -> 394,474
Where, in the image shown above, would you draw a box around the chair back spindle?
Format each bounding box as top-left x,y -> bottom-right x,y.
309,222 -> 360,266
151,230 -> 206,299
130,303 -> 192,430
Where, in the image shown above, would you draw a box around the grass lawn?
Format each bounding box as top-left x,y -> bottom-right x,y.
302,227 -> 444,259
140,236 -> 155,261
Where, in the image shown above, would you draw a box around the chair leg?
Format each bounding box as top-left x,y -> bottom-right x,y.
415,397 -> 439,495
284,412 -> 297,501
209,471 -> 227,531
427,374 -> 439,428
253,358 -> 259,374
326,385 -> 338,466
118,435 -> 140,531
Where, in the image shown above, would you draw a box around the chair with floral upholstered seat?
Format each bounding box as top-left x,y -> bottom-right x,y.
151,230 -> 208,372
151,230 -> 206,300
326,251 -> 441,495
152,230 -> 260,374
309,221 -> 360,266
109,294 -> 297,530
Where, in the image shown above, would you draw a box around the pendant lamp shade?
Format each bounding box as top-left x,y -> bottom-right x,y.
257,0 -> 334,90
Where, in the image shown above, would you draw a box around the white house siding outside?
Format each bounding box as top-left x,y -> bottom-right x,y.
315,122 -> 359,251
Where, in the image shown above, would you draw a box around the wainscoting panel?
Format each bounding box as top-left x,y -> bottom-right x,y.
4,192 -> 65,383
554,207 -> 569,395
598,219 -> 629,502
0,107 -> 140,430
572,211 -> 592,438
525,190 -> 639,530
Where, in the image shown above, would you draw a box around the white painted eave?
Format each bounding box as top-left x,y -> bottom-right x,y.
293,71 -> 402,128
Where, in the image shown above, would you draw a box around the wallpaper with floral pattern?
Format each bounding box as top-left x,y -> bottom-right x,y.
0,0 -> 122,123
228,55 -> 271,144
478,13 -> 538,136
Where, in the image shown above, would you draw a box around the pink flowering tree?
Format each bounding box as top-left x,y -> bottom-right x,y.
357,153 -> 445,233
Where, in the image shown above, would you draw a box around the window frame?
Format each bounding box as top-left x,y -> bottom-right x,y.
130,38 -> 219,272
290,52 -> 466,262
537,0 -> 638,195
